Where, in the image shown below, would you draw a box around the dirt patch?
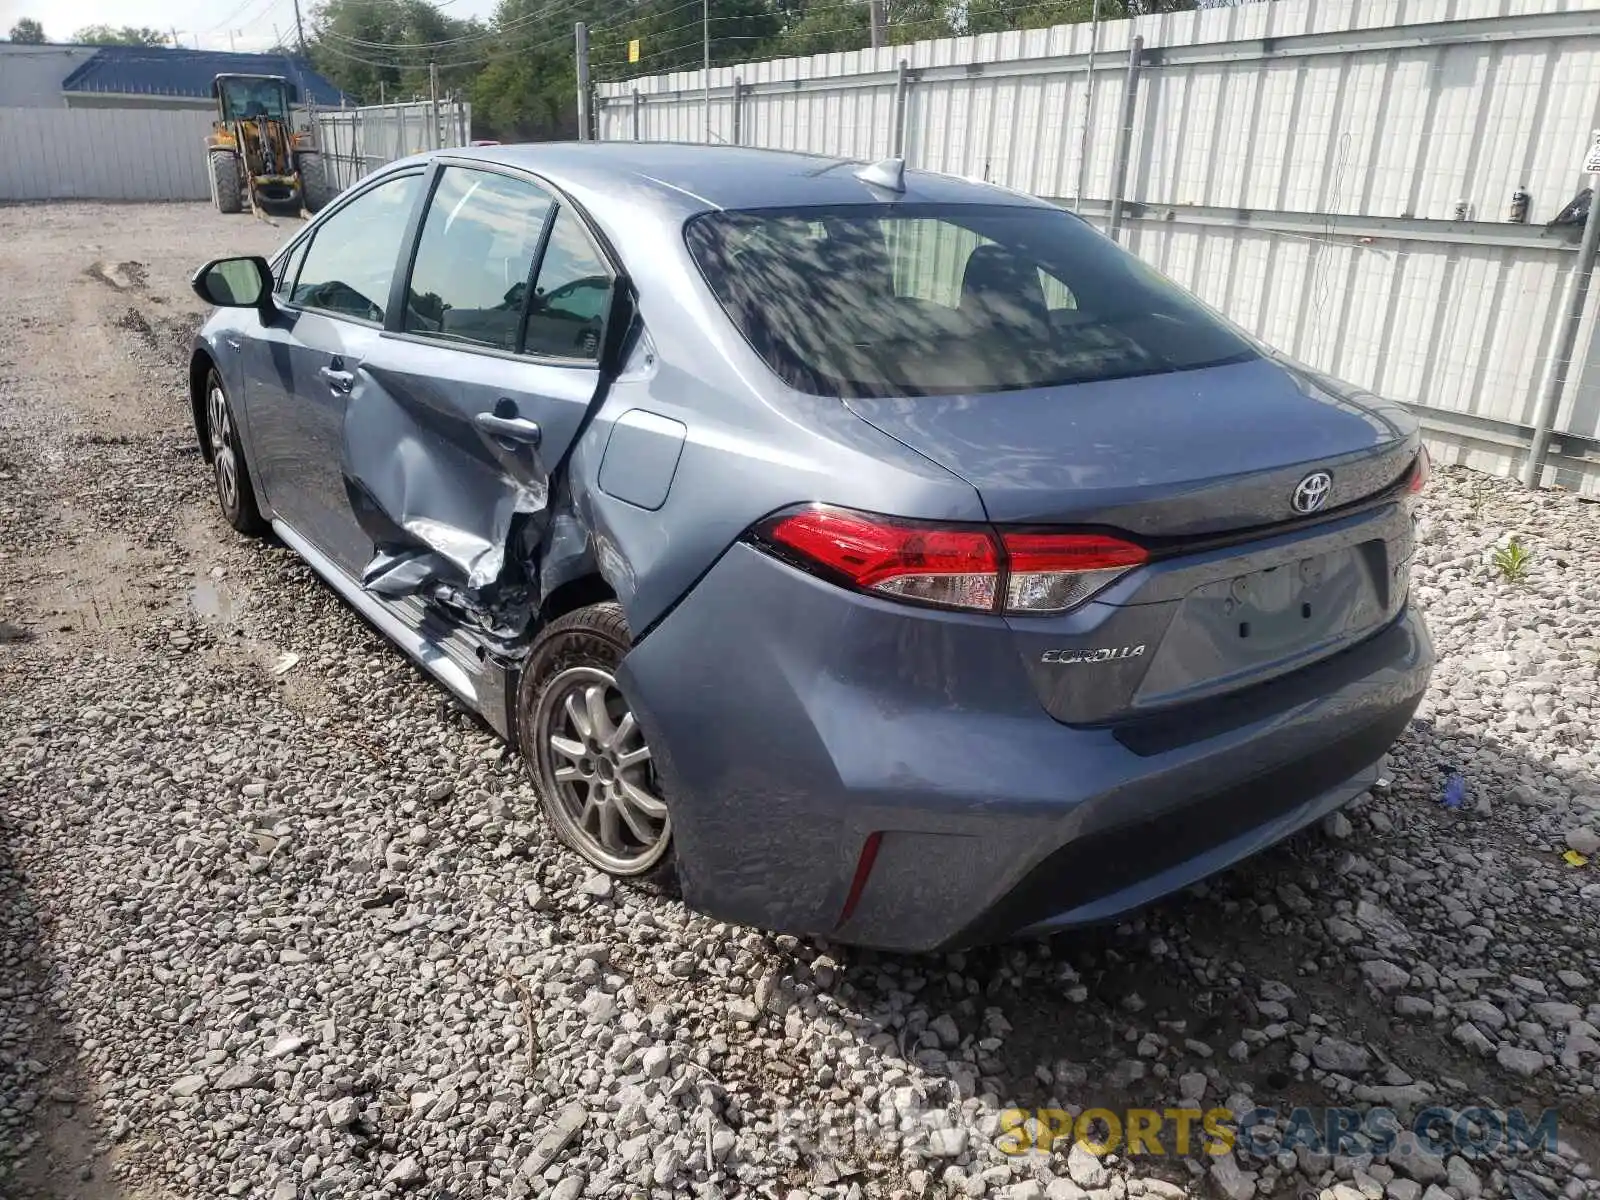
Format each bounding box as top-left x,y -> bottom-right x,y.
86,260 -> 148,291
111,306 -> 156,347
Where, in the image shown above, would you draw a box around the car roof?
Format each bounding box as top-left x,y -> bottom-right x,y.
412,142 -> 1056,219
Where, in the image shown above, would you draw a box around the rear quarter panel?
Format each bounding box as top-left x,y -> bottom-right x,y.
557,201 -> 987,636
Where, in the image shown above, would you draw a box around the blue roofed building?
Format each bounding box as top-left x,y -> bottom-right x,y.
0,43 -> 348,111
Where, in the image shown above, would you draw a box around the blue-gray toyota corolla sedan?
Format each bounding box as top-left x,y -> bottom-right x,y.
188,142 -> 1432,952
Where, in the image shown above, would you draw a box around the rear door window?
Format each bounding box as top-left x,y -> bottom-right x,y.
292,172 -> 423,324
523,206 -> 611,361
685,204 -> 1255,398
402,167 -> 556,351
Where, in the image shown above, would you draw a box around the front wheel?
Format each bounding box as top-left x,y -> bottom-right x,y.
516,602 -> 674,880
209,151 -> 242,214
204,370 -> 266,535
297,154 -> 334,214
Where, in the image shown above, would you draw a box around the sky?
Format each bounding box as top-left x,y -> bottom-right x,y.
1,0 -> 499,51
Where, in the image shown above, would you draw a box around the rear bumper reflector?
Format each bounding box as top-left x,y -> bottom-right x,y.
836,831 -> 884,928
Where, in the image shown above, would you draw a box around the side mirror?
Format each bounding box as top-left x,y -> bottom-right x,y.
192,256 -> 273,313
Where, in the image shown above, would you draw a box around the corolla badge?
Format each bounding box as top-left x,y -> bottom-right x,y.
1041,645 -> 1146,664
1292,471 -> 1333,514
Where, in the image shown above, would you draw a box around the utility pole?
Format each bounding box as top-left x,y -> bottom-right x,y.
575,22 -> 591,141
169,26 -> 179,48
228,30 -> 237,52
869,0 -> 885,49
1071,0 -> 1103,212
702,0 -> 711,142
292,0 -> 307,57
429,61 -> 441,149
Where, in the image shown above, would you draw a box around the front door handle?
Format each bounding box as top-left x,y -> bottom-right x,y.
319,366 -> 355,394
474,412 -> 543,447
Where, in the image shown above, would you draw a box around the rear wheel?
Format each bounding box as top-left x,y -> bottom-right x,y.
209,151 -> 242,214
297,154 -> 333,214
517,603 -> 674,881
204,370 -> 266,535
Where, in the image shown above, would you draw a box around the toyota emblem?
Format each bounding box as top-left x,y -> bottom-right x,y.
1292,471 -> 1333,514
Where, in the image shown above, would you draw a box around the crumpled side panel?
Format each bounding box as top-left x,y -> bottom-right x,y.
342,380 -> 548,602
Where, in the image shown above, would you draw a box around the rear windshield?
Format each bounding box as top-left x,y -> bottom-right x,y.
685,203 -> 1256,398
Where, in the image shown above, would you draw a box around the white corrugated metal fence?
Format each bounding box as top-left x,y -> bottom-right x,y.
598,0 -> 1600,493
0,107 -> 217,202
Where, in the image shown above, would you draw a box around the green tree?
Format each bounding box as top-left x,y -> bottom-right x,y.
590,0 -> 782,82
776,0 -> 946,56
72,25 -> 170,45
961,0 -> 1097,36
8,17 -> 48,43
469,0 -> 581,141
470,0 -> 786,140
305,0 -> 486,105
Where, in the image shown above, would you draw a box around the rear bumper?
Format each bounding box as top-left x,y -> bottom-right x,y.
619,543 -> 1432,953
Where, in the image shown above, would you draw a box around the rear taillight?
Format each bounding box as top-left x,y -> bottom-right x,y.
759,507 -> 1000,611
1407,444 -> 1430,493
1001,531 -> 1147,613
753,506 -> 1146,615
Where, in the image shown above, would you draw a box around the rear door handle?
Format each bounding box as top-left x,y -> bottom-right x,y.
474,412 -> 543,447
319,366 -> 355,394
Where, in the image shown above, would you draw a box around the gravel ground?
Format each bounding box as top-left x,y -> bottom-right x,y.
1,201 -> 1599,1200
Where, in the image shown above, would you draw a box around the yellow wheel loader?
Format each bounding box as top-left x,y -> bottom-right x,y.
206,74 -> 334,219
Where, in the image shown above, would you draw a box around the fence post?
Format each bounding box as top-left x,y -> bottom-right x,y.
1106,36 -> 1143,243
346,112 -> 360,189
1523,135 -> 1600,488
892,60 -> 910,160
575,23 -> 591,141
732,78 -> 743,146
632,90 -> 642,141
429,62 -> 441,150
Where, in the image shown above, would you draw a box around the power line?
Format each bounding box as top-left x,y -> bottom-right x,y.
200,0 -> 275,35
316,1 -> 576,51
311,13 -> 602,72
590,0 -> 708,29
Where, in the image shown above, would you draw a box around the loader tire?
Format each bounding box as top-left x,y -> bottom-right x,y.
209,151 -> 243,215
297,154 -> 334,215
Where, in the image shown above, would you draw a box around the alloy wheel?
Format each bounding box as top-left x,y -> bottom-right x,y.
536,665 -> 670,874
206,383 -> 239,513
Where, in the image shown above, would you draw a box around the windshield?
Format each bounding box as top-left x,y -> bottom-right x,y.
220,78 -> 289,122
685,203 -> 1256,398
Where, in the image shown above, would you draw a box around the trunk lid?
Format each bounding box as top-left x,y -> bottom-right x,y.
843,356 -> 1417,535
844,356 -> 1422,726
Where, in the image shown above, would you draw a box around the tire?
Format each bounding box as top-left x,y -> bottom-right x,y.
203,369 -> 266,535
209,151 -> 243,214
297,154 -> 334,214
516,602 -> 676,883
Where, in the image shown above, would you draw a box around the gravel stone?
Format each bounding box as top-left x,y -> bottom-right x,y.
1210,1152 -> 1258,1200
1360,960 -> 1411,991
1495,1044 -> 1546,1077
1067,1143 -> 1110,1189
1312,1038 -> 1372,1075
1565,827 -> 1600,856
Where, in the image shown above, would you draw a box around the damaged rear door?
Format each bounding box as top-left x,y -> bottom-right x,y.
349,162 -> 618,641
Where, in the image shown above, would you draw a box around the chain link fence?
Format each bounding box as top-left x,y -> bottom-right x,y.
312,99 -> 474,193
